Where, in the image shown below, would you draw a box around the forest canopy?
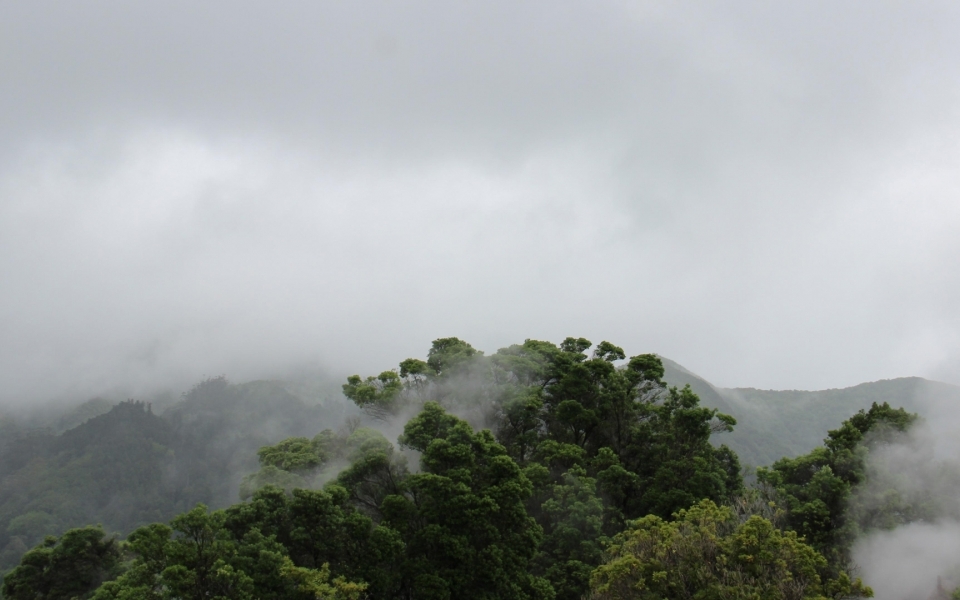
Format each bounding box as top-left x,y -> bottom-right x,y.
1,337 -> 925,600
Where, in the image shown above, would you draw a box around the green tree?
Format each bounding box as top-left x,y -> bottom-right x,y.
339,337 -> 744,597
529,465 -> 605,600
426,337 -> 480,375
145,507 -> 255,600
256,437 -> 327,473
223,485 -> 404,598
757,402 -> 916,567
239,434 -> 335,499
590,499 -> 872,600
342,371 -> 404,420
616,384 -> 741,521
383,402 -> 553,600
2,526 -> 121,600
91,523 -> 171,600
343,337 -> 487,421
239,466 -> 309,500
485,339 -> 740,523
91,504 -> 371,600
279,558 -> 368,600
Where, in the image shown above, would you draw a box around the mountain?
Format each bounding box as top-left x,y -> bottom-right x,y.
658,358 -> 793,469
0,377 -> 352,573
3,360 -> 956,576
660,357 -> 959,468
0,401 -> 175,571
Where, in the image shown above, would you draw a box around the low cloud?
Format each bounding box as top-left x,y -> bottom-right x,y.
4,2 -> 960,405
855,522 -> 960,600
851,386 -> 960,599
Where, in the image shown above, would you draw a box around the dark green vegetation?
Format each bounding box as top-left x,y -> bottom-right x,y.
757,402 -> 916,571
1,337 -> 948,599
251,337 -> 744,600
660,357 -> 953,467
0,378 -> 348,575
591,500 -> 870,600
2,527 -> 121,600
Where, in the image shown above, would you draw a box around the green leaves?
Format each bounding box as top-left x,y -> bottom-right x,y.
93,501 -> 374,600
341,371 -> 404,419
240,466 -> 309,500
4,336 -> 768,600
615,384 -> 742,520
626,353 -> 665,383
426,337 -> 480,375
343,338 -> 485,420
590,499 -> 872,600
2,526 -> 121,600
392,403 -> 551,600
532,466 -> 605,600
398,358 -> 430,378
336,336 -> 744,598
239,435 -> 330,499
397,402 -> 464,453
757,402 -> 917,568
257,438 -> 326,473
559,337 -> 592,356
222,485 -> 403,597
280,558 -> 368,600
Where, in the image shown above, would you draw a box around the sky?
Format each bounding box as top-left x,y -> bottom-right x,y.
2,1 -> 960,404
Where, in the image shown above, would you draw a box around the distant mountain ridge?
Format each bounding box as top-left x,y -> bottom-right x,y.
0,377 -> 351,573
660,356 -> 957,468
2,359 -> 955,576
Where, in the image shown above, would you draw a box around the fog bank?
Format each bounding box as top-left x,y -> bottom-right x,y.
852,386 -> 960,599
4,2 -> 960,404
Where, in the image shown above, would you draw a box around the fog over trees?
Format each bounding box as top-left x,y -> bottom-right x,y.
3,338 -> 958,599
4,2 -> 960,599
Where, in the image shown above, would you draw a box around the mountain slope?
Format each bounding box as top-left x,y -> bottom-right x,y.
659,358 -> 795,468
0,401 -> 175,571
0,377 -> 351,573
661,357 -> 957,468
2,361 -> 955,576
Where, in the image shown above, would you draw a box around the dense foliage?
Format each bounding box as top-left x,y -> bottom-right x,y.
3,337 -> 924,599
336,337 -> 744,599
591,499 -> 870,600
659,359 -> 960,468
757,402 -> 916,569
0,379 -> 346,574
1,527 -> 121,600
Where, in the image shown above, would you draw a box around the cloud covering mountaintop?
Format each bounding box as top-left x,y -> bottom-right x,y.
2,1 -> 960,403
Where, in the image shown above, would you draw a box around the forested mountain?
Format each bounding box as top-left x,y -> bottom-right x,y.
0,397 -> 119,437
660,357 -> 955,467
0,378 -> 349,574
0,340 -> 951,599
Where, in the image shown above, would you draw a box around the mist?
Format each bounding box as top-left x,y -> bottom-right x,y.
851,385 -> 960,599
856,523 -> 960,600
4,1 -> 960,407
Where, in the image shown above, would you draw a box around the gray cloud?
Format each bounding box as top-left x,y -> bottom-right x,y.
2,1 -> 960,403
855,522 -> 960,600
850,385 -> 960,600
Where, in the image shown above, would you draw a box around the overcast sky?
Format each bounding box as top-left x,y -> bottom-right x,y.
2,1 -> 960,403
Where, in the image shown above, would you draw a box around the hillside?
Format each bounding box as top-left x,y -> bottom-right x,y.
2,339 -> 907,600
660,357 -> 957,467
0,377 -> 351,573
2,358 -> 955,578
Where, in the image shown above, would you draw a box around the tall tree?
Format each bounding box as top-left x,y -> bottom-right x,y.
381,402 -> 553,600
339,337 -> 743,598
91,504 -> 370,600
590,499 -> 871,600
757,402 -> 916,568
2,527 -> 121,600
